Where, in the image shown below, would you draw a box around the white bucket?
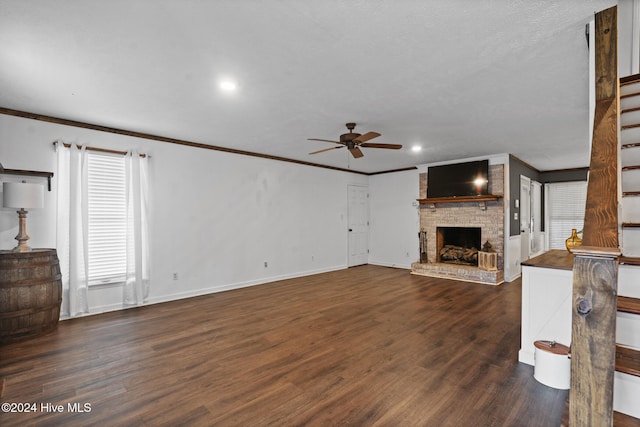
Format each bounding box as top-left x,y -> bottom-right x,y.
533,340 -> 571,389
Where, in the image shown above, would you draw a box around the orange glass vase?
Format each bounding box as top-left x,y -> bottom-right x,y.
565,228 -> 582,252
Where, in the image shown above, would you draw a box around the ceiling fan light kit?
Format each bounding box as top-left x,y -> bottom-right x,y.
308,123 -> 402,158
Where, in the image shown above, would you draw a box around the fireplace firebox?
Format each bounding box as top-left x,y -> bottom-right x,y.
436,227 -> 481,266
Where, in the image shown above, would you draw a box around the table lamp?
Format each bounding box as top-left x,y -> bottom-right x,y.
3,181 -> 44,252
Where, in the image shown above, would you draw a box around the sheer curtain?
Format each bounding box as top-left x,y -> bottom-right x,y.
55,141 -> 89,317
123,150 -> 150,306
56,142 -> 151,314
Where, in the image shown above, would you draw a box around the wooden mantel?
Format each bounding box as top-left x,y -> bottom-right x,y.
417,195 -> 501,205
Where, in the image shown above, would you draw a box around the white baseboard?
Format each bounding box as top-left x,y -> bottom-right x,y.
368,260 -> 412,269
61,264 -> 348,320
147,264 -> 348,306
60,302 -> 128,320
505,272 -> 522,283
518,349 -> 534,366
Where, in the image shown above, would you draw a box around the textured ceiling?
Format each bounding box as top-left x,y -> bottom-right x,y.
0,0 -> 616,173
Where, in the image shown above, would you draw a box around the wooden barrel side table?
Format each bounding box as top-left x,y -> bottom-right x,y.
0,249 -> 63,344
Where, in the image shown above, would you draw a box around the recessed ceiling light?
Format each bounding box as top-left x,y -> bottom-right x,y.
411,145 -> 422,153
219,80 -> 237,91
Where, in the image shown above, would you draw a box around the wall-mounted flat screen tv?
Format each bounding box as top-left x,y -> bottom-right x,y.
427,160 -> 489,198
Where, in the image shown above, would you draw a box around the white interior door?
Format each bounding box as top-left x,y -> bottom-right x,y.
348,185 -> 369,267
530,180 -> 542,255
520,176 -> 531,262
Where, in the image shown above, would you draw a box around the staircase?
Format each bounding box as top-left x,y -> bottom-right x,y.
563,6 -> 640,425
562,76 -> 640,426
620,73 -> 640,261
612,73 -> 640,422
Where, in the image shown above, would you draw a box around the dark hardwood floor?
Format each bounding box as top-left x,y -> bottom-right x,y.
0,265 -> 566,426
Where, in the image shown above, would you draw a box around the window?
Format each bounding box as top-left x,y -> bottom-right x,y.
87,151 -> 127,285
56,141 -> 149,313
545,181 -> 587,250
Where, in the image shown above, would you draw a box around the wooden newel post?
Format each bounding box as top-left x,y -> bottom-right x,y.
567,5 -> 620,425
569,246 -> 620,427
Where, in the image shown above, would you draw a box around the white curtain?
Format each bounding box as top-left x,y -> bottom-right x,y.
55,141 -> 89,317
123,151 -> 150,306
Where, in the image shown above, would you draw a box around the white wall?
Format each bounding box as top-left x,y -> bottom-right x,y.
618,0 -> 640,76
0,114 -> 368,314
368,170 -> 419,269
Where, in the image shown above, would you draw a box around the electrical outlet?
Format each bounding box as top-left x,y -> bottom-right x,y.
264,261 -> 268,268
173,272 -> 178,280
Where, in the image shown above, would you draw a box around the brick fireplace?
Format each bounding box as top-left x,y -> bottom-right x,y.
412,164 -> 505,285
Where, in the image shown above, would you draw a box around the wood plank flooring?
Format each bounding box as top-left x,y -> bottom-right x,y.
0,265 -> 567,426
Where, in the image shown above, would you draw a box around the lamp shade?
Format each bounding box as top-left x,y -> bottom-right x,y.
3,182 -> 44,209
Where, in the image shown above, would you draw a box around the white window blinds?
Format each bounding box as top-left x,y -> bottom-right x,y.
87,151 -> 127,285
545,181 -> 587,250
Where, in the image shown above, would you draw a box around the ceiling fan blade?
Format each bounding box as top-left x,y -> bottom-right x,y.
353,131 -> 381,144
309,146 -> 344,155
307,138 -> 343,144
349,147 -> 364,158
359,143 -> 403,150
